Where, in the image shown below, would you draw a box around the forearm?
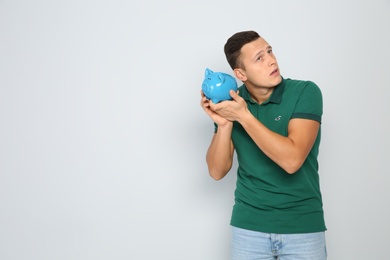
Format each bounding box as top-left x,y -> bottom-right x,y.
206,124 -> 234,180
238,112 -> 314,174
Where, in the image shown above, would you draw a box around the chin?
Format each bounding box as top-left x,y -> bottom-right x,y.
269,75 -> 282,87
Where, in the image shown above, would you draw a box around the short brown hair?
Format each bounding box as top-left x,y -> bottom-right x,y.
224,30 -> 261,70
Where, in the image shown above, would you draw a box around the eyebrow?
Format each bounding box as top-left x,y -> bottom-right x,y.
253,46 -> 272,59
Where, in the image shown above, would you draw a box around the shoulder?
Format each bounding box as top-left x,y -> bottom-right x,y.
238,84 -> 246,92
237,84 -> 248,98
285,78 -> 321,91
284,78 -> 322,98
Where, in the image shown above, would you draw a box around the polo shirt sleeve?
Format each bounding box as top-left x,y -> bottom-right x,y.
214,122 -> 218,133
291,81 -> 323,123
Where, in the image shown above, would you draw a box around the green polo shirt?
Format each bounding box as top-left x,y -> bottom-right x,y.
228,77 -> 326,234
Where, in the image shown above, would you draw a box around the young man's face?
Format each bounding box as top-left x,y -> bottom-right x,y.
235,37 -> 282,88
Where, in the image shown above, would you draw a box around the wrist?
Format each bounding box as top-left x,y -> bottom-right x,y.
237,108 -> 252,125
218,121 -> 233,131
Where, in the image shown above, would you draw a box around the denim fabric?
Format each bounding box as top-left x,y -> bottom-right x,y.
231,226 -> 327,260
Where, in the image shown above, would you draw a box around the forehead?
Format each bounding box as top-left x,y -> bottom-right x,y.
241,37 -> 270,58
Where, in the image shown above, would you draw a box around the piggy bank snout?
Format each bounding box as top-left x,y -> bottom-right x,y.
202,82 -> 211,96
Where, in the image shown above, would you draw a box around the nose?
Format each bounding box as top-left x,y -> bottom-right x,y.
202,83 -> 209,93
268,54 -> 276,66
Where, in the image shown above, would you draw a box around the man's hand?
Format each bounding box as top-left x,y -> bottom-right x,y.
208,90 -> 248,122
200,90 -> 232,127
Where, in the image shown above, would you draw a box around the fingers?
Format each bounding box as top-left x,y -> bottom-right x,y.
229,89 -> 238,99
200,97 -> 208,109
200,90 -> 211,108
200,93 -> 213,112
200,90 -> 207,104
230,89 -> 242,102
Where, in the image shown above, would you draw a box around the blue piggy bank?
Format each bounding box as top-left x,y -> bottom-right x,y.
202,68 -> 238,103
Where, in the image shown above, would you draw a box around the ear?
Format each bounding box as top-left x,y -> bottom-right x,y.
218,74 -> 225,83
205,68 -> 213,77
234,68 -> 247,82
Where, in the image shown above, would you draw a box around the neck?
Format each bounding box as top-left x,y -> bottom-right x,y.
245,83 -> 275,104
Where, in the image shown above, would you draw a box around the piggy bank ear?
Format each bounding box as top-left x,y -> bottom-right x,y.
218,74 -> 225,83
205,68 -> 213,77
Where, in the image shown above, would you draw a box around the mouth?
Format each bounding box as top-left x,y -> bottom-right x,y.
270,68 -> 279,76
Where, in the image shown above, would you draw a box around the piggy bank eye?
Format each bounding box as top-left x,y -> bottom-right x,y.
208,77 -> 211,80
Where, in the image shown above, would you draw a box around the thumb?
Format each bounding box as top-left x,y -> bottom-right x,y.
229,89 -> 240,101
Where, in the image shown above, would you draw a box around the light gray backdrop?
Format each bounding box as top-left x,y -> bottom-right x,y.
1,0 -> 389,259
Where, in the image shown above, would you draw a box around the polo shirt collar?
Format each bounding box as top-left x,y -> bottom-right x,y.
241,77 -> 285,104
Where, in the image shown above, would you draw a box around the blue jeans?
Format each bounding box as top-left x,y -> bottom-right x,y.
231,226 -> 327,260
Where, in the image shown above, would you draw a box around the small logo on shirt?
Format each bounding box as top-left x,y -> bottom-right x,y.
275,116 -> 282,121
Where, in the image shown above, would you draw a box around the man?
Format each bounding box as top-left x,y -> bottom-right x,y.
200,30 -> 327,259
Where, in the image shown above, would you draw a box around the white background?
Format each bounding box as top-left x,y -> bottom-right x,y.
1,0 -> 389,259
